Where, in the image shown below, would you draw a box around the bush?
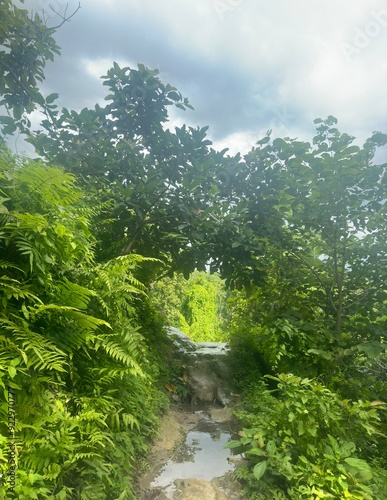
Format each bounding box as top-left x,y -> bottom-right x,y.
228,374 -> 387,499
0,151 -> 168,498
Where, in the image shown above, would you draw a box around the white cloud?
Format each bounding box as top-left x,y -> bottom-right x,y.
211,129 -> 262,156
11,0 -> 387,155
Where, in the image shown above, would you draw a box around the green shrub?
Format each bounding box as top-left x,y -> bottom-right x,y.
0,152 -> 167,498
228,374 -> 387,499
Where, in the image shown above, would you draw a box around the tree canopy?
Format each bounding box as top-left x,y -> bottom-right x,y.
0,0 -> 79,133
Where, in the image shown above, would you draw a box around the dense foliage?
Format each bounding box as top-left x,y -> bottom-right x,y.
227,119 -> 387,383
228,374 -> 387,499
150,271 -> 229,342
0,0 -> 79,134
226,121 -> 387,497
27,63 -> 234,271
0,4 -> 386,498
0,144 -> 168,498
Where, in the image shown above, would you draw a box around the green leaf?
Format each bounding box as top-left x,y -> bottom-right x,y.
56,489 -> 67,500
356,341 -> 385,357
340,441 -> 356,457
344,458 -> 373,481
45,92 -> 59,104
297,420 -> 306,436
246,448 -> 266,456
224,440 -> 243,449
257,135 -> 270,145
308,349 -> 332,360
168,91 -> 181,101
30,304 -> 111,330
28,473 -> 44,485
327,434 -> 340,454
253,461 -> 267,480
7,381 -> 21,390
0,115 -> 15,125
344,457 -> 371,470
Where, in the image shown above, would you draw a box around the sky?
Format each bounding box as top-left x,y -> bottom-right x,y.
14,0 -> 387,159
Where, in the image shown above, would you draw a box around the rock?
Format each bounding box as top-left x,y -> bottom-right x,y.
142,489 -> 168,499
166,327 -> 235,405
209,406 -> 233,423
167,327 -> 197,353
174,478 -> 228,500
186,359 -> 233,405
212,474 -> 246,499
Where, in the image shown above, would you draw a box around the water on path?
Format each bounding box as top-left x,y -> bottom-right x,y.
150,408 -> 235,498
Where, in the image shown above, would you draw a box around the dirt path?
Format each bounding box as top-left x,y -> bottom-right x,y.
137,404 -> 244,499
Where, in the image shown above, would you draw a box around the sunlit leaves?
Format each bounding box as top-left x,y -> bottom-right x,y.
253,460 -> 267,480
231,375 -> 386,498
0,145 -> 165,498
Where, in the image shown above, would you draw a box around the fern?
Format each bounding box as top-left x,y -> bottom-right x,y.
97,337 -> 144,375
55,279 -> 98,309
0,146 -> 166,499
0,260 -> 23,272
29,303 -> 111,331
0,275 -> 42,304
0,318 -> 68,372
12,163 -> 80,209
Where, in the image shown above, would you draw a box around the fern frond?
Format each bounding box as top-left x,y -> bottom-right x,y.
90,367 -> 129,384
96,338 -> 144,375
113,254 -> 161,267
122,412 -> 140,431
96,269 -> 112,292
55,279 -> 97,309
0,318 -> 67,372
0,260 -> 24,273
0,275 -> 42,303
65,451 -> 103,463
14,164 -> 79,207
29,304 -> 111,331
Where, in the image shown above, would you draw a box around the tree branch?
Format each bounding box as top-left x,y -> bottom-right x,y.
5,3 -> 81,41
44,2 -> 81,32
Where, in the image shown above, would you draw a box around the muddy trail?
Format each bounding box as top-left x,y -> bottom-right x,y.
138,403 -> 244,499
137,328 -> 245,499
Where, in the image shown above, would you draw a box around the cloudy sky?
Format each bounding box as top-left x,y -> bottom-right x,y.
18,0 -> 387,157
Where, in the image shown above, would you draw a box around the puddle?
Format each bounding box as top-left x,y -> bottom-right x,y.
150,409 -> 235,498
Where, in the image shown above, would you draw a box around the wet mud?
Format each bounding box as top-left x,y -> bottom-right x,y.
138,404 -> 244,499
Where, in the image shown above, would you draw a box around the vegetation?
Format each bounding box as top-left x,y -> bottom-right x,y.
227,374 -> 387,499
226,121 -> 387,498
26,62 -> 233,269
150,271 -> 229,342
0,3 -> 386,498
0,145 -> 168,498
0,0 -> 79,134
